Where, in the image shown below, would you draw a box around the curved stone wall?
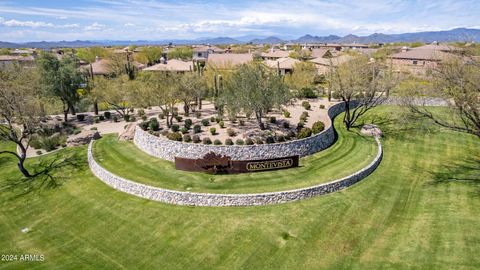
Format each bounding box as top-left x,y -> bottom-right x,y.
134,101 -> 358,161
87,136 -> 382,207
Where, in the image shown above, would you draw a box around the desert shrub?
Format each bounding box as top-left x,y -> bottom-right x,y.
94,117 -> 100,123
149,118 -> 160,131
129,115 -> 136,122
124,115 -> 131,122
312,121 -> 325,134
192,135 -> 201,143
99,115 -> 105,121
235,139 -> 244,145
219,121 -> 225,128
227,128 -> 236,137
283,110 -> 290,118
285,130 -> 296,140
214,139 -> 222,145
282,121 -> 290,129
166,132 -> 182,141
113,116 -> 118,122
245,138 -> 254,145
202,137 -> 212,145
137,109 -> 145,117
301,111 -> 309,118
172,110 -> 178,117
76,114 -> 86,121
158,113 -> 165,119
195,111 -> 202,118
270,116 -> 276,124
239,119 -> 245,126
184,119 -> 193,129
103,111 -> 111,119
210,127 -> 216,135
161,130 -> 169,136
193,124 -> 201,133
255,137 -> 264,144
141,115 -> 147,121
225,138 -> 234,145
183,134 -> 192,142
297,87 -> 317,98
171,124 -> 180,132
215,117 -> 222,123
32,134 -> 66,152
297,121 -> 305,130
297,127 -> 312,139
201,119 -> 209,126
175,115 -> 183,122
180,127 -> 188,134
36,150 -> 42,155
210,116 -> 215,123
301,101 -> 311,110
319,104 -> 325,109
276,134 -> 285,142
266,136 -> 275,144
300,111 -> 309,122
139,121 -> 150,131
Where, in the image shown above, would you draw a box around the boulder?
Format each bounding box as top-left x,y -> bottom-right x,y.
67,130 -> 101,146
360,124 -> 382,137
118,123 -> 136,141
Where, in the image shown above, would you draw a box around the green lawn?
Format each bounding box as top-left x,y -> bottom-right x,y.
0,106 -> 479,269
92,117 -> 377,193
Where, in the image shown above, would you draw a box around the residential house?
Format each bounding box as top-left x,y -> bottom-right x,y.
193,45 -> 224,61
207,53 -> 253,69
309,55 -> 354,74
264,57 -> 301,75
389,46 -> 454,74
0,55 -> 35,68
142,58 -> 193,72
261,49 -> 290,60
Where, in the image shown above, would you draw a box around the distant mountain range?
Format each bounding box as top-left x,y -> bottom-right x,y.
1,28 -> 479,49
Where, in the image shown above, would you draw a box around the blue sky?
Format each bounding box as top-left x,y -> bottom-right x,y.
0,0 -> 479,42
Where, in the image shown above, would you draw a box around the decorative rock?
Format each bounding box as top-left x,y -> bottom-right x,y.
21,228 -> 29,233
361,124 -> 382,138
119,123 -> 136,141
67,130 -> 101,146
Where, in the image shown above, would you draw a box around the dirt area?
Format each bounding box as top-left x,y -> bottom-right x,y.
26,98 -> 340,157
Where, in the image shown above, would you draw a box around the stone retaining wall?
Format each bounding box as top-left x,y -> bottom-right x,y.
134,101 -> 357,161
87,137 -> 382,207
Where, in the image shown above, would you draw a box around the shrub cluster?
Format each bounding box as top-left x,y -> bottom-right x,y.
225,138 -> 234,145
283,110 -> 290,118
184,119 -> 193,129
210,127 -> 216,135
235,139 -> 244,145
214,139 -> 222,145
171,124 -> 180,132
166,132 -> 182,141
227,128 -> 236,137
201,119 -> 209,126
193,124 -> 201,133
202,137 -> 212,145
312,121 -> 325,134
297,127 -> 312,139
192,135 -> 201,143
103,111 -> 111,119
183,134 -> 192,142
302,101 -> 311,110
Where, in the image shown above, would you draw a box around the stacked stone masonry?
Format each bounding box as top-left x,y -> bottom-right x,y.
134,101 -> 359,161
87,137 -> 382,207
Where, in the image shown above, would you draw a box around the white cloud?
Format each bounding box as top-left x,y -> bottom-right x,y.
2,19 -> 54,28
124,23 -> 135,27
84,22 -> 106,31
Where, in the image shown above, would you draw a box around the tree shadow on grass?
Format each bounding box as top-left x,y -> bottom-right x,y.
0,151 -> 84,201
427,156 -> 480,193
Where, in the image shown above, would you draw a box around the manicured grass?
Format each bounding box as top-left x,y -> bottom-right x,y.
93,116 -> 377,193
0,106 -> 479,269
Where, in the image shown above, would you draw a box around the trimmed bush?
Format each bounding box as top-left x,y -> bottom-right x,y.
225,138 -> 234,145
285,130 -> 296,140
201,119 -> 209,126
239,119 -> 245,126
227,128 -> 236,137
235,139 -> 244,145
183,134 -> 192,142
277,134 -> 285,142
255,137 -> 264,144
298,87 -> 317,98
312,121 -> 325,134
94,117 -> 100,123
214,139 -> 222,145
103,111 -> 111,119
76,114 -> 86,121
184,119 -> 193,129
193,124 -> 201,133
245,138 -> 254,145
319,104 -> 325,109
297,127 -> 312,139
175,115 -> 183,122
266,136 -> 275,144
210,127 -> 216,135
283,110 -> 290,118
269,116 -> 276,124
215,117 -> 222,123
210,116 -> 216,123
297,121 -> 305,130
302,101 -> 311,110
36,150 -> 42,155
141,115 -> 147,121
202,137 -> 212,145
180,127 -> 189,134
192,135 -> 201,143
166,132 -> 182,141
137,109 -> 145,117
171,124 -> 180,132
149,118 -> 160,131
219,121 -> 225,128
195,111 -> 202,118
139,121 -> 150,131
282,121 -> 290,129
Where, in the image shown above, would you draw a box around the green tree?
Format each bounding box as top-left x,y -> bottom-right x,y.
92,75 -> 137,121
178,73 -> 208,115
221,63 -> 290,129
37,52 -> 84,122
0,64 -> 41,177
284,61 -> 317,91
76,47 -> 111,63
135,46 -> 163,66
167,47 -> 193,60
